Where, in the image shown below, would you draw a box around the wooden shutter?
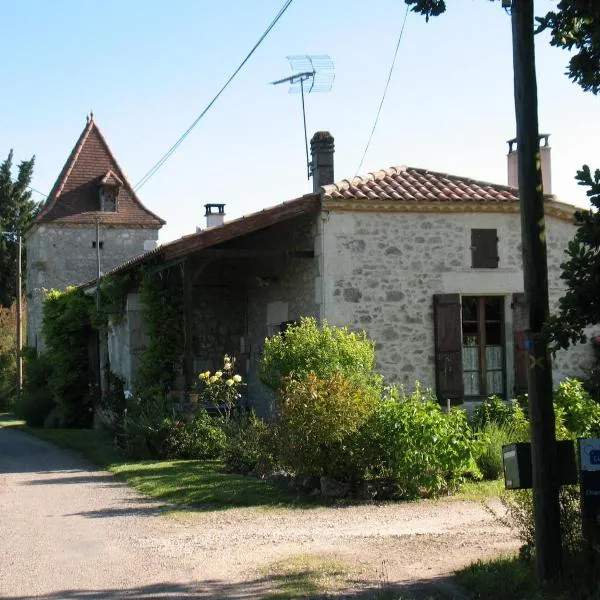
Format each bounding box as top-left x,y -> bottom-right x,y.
434,294 -> 464,404
471,229 -> 499,268
512,293 -> 529,396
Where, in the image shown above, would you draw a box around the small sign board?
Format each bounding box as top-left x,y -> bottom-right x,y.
580,439 -> 600,518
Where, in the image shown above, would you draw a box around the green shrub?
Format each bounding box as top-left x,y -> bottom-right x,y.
471,396 -> 526,431
13,349 -> 55,427
553,377 -> 600,438
475,421 -> 525,480
0,350 -> 16,410
503,485 -> 583,560
260,317 -> 382,397
121,392 -> 174,458
223,412 -> 277,475
197,355 -> 245,422
361,384 -> 480,498
163,410 -> 227,459
277,371 -> 376,480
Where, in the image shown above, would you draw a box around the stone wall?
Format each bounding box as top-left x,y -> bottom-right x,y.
321,209 -> 591,398
26,224 -> 159,350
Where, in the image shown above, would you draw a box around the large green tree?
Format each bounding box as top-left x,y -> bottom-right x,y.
0,150 -> 38,307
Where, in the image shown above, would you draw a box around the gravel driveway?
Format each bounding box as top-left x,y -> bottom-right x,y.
0,426 -> 519,599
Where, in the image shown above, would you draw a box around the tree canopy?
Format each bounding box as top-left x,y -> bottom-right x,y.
0,150 -> 38,307
536,1 -> 600,95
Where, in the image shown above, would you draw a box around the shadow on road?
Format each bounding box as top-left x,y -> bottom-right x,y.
1,574 -> 469,599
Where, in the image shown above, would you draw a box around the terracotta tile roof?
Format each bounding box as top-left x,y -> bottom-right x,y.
322,166 -> 520,203
80,193 -> 320,287
34,119 -> 164,228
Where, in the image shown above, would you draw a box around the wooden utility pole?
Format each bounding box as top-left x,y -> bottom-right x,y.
16,233 -> 22,392
511,0 -> 561,582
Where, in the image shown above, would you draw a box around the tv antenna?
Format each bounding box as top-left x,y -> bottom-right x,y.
271,55 -> 334,179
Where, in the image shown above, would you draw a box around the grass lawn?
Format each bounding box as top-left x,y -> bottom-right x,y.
1,414 -> 506,512
456,554 -> 599,600
3,421 -> 308,509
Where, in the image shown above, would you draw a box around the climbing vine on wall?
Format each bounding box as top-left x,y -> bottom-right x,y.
94,273 -> 132,328
137,264 -> 184,394
42,287 -> 94,427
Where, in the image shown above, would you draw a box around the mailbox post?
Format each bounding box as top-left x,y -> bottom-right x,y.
579,439 -> 600,575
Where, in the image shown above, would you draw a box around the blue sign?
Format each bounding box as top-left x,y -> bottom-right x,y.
591,450 -> 600,466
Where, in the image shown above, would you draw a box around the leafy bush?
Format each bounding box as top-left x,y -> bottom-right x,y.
475,421 -> 525,480
260,317 -> 382,397
503,485 -> 583,560
163,409 -> 226,459
121,392 -> 174,458
223,412 -> 277,475
13,349 -> 55,427
277,371 -> 377,480
471,396 -> 526,431
553,377 -> 600,438
361,384 -> 480,498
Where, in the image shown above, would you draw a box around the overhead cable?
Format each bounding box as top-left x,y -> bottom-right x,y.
134,0 -> 295,192
355,5 -> 410,176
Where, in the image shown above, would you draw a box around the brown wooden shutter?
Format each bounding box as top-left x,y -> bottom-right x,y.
512,293 -> 529,396
434,294 -> 464,404
471,229 -> 499,268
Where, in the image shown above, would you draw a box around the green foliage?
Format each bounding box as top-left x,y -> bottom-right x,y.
502,485 -> 583,561
277,371 -> 377,480
0,149 -> 39,307
471,396 -> 528,433
223,412 -> 277,475
361,384 -> 480,498
545,165 -> 600,350
163,410 -> 227,460
475,421 -> 523,481
138,267 -> 184,393
121,392 -> 174,458
260,317 -> 382,397
92,273 -> 132,329
197,355 -> 245,421
14,349 -> 55,427
0,305 -> 17,409
42,287 -> 93,427
553,377 -> 600,438
537,1 -> 600,95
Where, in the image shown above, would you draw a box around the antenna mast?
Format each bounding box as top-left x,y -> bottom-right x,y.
271,55 -> 334,179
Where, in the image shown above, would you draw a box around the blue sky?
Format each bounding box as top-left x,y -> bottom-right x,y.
1,0 -> 598,242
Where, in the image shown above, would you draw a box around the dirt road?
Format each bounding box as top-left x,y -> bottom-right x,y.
0,427 -> 519,599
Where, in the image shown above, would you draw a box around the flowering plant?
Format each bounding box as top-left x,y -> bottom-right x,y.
197,354 -> 244,421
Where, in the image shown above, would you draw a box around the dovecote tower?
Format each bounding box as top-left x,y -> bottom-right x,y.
25,116 -> 165,349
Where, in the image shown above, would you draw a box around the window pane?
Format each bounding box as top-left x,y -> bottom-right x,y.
486,345 -> 503,370
487,370 -> 504,395
485,296 -> 502,321
464,371 -> 480,396
462,297 -> 478,322
463,346 -> 479,370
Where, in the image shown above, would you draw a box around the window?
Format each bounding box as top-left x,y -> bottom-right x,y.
471,229 -> 499,268
461,296 -> 505,398
99,186 -> 118,212
434,293 -> 508,404
92,241 -> 104,249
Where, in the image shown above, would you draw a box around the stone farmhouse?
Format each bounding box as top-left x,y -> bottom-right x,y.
74,131 -> 591,415
25,117 -> 164,350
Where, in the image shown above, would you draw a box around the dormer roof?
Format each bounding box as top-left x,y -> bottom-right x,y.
33,118 -> 165,228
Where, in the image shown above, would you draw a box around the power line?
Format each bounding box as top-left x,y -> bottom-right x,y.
134,0 -> 295,192
355,5 -> 410,176
28,186 -> 47,198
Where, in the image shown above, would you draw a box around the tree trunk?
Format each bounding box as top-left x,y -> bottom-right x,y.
511,0 -> 562,583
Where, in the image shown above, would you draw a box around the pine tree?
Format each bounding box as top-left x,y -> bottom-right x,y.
0,150 -> 38,307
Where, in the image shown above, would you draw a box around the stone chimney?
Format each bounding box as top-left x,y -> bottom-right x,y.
310,131 -> 335,193
204,203 -> 225,228
507,134 -> 552,194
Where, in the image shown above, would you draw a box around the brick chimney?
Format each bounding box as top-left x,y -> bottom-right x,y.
205,203 -> 225,228
310,131 -> 334,193
507,134 -> 552,194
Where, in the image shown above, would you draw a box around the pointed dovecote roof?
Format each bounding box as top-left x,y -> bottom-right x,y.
34,117 -> 165,228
